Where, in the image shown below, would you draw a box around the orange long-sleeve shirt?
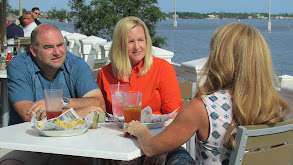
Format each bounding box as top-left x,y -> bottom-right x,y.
97,57 -> 182,115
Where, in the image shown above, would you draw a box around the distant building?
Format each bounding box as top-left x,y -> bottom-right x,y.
207,15 -> 219,19
39,12 -> 48,18
274,16 -> 292,20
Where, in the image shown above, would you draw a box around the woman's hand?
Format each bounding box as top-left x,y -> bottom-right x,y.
123,120 -> 145,137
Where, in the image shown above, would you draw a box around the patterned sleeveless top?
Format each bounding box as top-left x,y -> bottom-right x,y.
195,90 -> 232,165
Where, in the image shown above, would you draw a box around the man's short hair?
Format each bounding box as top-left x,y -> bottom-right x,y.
22,13 -> 34,19
31,7 -> 40,12
18,16 -> 25,27
6,13 -> 17,24
31,24 -> 62,49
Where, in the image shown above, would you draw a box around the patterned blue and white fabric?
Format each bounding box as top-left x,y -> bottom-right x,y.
166,148 -> 196,165
195,90 -> 232,165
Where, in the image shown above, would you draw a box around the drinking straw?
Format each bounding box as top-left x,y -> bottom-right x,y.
117,82 -> 120,94
136,92 -> 140,106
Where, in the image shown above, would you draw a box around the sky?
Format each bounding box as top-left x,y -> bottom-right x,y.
8,0 -> 293,14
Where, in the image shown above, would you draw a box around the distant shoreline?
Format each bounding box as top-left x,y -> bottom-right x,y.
165,18 -> 292,20
165,12 -> 293,20
38,11 -> 293,21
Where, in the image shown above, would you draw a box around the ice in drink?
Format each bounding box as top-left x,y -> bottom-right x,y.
123,105 -> 141,123
111,84 -> 128,117
112,94 -> 124,117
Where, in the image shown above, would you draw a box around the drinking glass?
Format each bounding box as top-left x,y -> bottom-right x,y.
110,84 -> 128,117
122,91 -> 142,123
44,89 -> 63,119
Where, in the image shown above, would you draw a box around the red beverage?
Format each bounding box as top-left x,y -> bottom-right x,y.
123,106 -> 141,123
47,111 -> 62,119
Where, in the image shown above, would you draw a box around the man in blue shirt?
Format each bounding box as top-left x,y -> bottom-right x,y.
6,13 -> 24,39
7,23 -> 105,125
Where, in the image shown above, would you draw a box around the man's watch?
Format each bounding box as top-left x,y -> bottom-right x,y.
62,97 -> 70,108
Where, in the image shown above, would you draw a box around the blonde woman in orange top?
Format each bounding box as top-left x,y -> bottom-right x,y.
97,16 -> 183,164
97,16 -> 182,119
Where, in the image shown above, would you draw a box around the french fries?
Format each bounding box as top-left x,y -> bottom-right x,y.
38,121 -> 44,128
54,119 -> 69,128
54,119 -> 85,129
67,120 -> 85,129
38,119 -> 85,129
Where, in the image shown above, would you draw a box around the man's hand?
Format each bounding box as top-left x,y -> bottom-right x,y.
27,99 -> 47,121
74,106 -> 104,118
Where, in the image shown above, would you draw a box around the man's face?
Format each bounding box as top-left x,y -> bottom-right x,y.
30,29 -> 66,73
6,18 -> 10,27
31,9 -> 40,19
22,15 -> 33,26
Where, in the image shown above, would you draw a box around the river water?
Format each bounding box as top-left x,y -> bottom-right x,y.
41,19 -> 293,76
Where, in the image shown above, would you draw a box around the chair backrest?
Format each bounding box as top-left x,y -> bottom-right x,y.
229,120 -> 293,165
179,82 -> 197,160
179,82 -> 196,107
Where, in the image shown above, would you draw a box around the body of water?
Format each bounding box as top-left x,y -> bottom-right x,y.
42,19 -> 293,76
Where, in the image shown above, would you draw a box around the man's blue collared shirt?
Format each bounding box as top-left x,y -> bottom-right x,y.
7,51 -> 99,125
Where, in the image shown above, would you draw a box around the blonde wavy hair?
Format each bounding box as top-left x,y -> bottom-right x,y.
109,16 -> 153,80
196,22 -> 290,150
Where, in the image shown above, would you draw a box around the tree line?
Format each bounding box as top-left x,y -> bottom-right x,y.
48,0 -> 167,47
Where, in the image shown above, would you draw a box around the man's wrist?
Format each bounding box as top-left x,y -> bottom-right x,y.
62,97 -> 70,109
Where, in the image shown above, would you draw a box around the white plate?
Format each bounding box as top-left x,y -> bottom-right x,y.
117,121 -> 165,129
37,128 -> 88,137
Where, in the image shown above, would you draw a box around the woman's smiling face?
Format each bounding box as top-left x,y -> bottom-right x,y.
127,25 -> 147,67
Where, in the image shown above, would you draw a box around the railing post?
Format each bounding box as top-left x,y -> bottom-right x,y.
176,57 -> 207,83
151,46 -> 174,63
278,75 -> 293,120
279,75 -> 293,88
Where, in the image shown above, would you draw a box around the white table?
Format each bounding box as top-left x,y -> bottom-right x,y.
0,122 -> 164,163
0,69 -> 8,127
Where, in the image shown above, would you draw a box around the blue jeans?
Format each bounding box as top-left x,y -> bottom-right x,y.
165,148 -> 196,165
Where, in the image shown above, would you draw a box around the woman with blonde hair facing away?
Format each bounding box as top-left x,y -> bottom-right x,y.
123,22 -> 290,165
97,16 -> 182,164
